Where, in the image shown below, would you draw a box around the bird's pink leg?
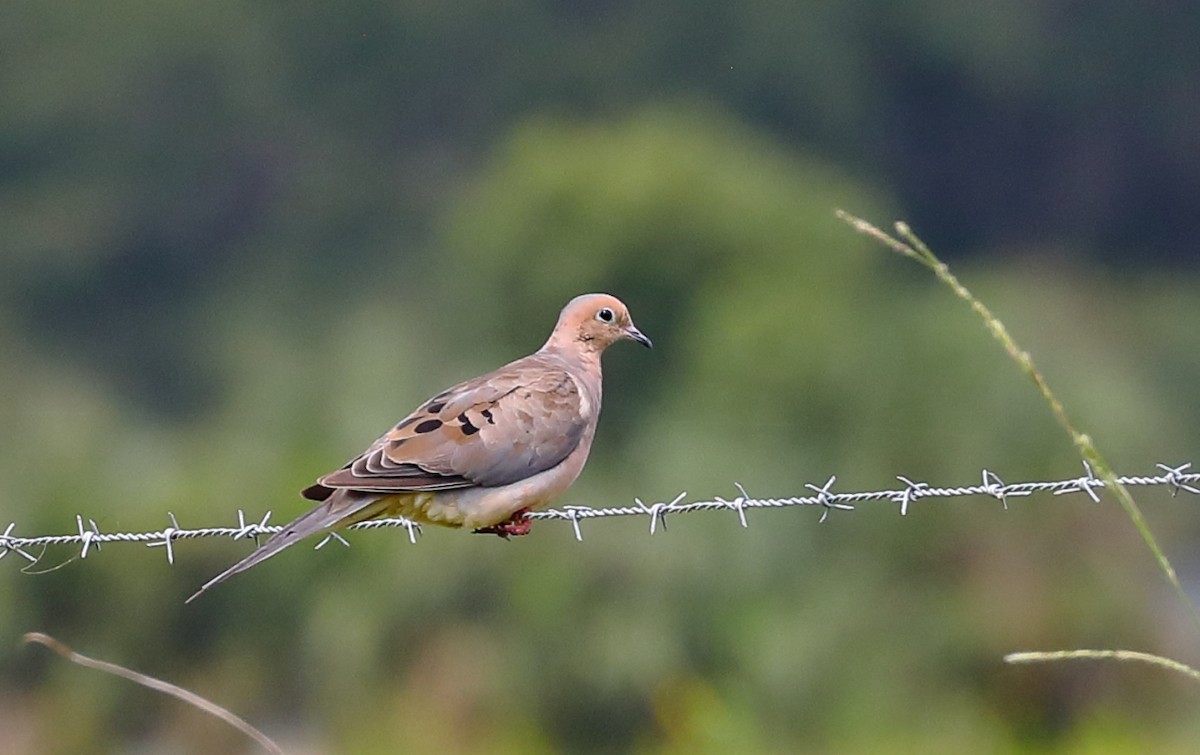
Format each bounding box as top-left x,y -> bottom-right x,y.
474,509 -> 533,538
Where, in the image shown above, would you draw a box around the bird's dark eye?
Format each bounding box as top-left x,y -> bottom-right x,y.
596,307 -> 615,323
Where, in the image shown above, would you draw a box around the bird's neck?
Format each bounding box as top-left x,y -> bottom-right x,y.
542,332 -> 604,358
541,341 -> 603,370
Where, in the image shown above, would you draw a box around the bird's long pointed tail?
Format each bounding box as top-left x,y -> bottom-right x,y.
186,492 -> 385,603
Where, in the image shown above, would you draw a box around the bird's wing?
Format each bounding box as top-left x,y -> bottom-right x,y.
307,355 -> 589,497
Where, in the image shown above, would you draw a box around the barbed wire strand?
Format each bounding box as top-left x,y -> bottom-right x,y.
2,463 -> 1198,568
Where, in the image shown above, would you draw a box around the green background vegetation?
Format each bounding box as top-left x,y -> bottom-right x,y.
4,1 -> 1200,751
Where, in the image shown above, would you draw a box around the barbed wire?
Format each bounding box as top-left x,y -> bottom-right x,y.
3,462 -> 1198,568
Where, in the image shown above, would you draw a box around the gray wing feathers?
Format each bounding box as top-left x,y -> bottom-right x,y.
317,361 -> 587,491
186,490 -> 383,602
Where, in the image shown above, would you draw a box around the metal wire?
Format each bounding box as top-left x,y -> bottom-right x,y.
2,462 -> 1198,567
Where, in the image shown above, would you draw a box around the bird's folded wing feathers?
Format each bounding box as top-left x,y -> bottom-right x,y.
310,359 -> 587,496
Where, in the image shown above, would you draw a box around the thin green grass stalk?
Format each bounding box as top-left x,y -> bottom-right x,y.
1005,650 -> 1200,684
836,210 -> 1200,639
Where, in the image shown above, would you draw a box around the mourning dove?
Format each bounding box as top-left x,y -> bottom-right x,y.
187,293 -> 650,602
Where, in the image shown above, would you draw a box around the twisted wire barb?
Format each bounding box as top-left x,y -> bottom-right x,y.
2,463 -> 1197,566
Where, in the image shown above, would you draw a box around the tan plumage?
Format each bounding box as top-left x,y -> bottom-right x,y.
187,293 -> 650,602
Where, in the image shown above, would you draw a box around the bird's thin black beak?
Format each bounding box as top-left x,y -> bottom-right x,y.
626,324 -> 652,348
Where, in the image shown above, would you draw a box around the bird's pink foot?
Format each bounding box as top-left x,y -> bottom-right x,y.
474,509 -> 533,538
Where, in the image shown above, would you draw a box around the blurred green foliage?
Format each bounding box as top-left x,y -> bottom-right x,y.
4,0 -> 1200,752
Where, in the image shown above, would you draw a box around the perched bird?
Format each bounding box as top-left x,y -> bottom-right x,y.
188,293 -> 651,602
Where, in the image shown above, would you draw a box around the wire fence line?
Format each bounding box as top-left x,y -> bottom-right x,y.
3,463 -> 1198,568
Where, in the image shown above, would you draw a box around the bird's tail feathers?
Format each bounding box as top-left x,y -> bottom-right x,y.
186,491 -> 385,603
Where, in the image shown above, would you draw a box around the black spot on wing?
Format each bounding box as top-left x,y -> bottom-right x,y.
415,419 -> 443,433
301,483 -> 334,501
459,413 -> 480,435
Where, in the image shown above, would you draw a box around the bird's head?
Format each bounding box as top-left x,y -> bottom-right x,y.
546,293 -> 652,354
